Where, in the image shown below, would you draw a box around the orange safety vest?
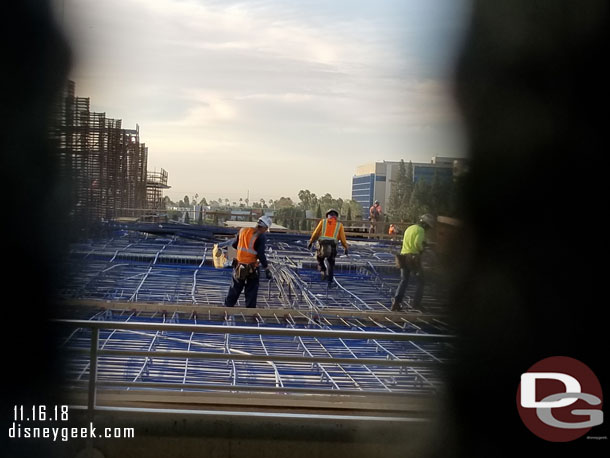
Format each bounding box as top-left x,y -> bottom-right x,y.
319,218 -> 342,241
236,227 -> 260,264
389,224 -> 397,235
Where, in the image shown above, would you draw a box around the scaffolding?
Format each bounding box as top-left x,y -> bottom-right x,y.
57,229 -> 453,416
51,81 -> 151,226
146,168 -> 170,210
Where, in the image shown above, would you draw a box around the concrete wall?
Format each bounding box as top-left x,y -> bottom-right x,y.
25,410 -> 436,458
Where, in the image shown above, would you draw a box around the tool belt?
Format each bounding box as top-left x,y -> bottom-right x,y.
233,262 -> 258,281
395,253 -> 421,270
317,239 -> 337,259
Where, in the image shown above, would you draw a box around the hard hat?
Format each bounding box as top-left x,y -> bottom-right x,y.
257,216 -> 272,228
325,208 -> 339,218
374,200 -> 380,205
419,213 -> 435,228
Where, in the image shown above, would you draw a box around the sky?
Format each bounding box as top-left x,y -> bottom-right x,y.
55,0 -> 470,202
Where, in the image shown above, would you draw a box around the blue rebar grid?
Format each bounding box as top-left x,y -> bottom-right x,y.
58,231 -> 452,398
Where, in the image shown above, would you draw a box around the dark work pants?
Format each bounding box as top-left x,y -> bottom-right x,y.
225,271 -> 260,308
393,262 -> 425,308
317,254 -> 336,282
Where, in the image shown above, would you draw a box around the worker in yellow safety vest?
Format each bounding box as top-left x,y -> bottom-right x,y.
307,209 -> 349,286
224,216 -> 273,308
391,214 -> 435,312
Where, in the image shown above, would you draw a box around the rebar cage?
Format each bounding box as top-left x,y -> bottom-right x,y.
56,230 -> 454,417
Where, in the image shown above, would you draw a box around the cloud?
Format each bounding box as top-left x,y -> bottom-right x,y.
59,0 -> 469,200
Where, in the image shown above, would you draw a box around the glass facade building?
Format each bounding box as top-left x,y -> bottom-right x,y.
351,174 -> 375,216
351,158 -> 466,219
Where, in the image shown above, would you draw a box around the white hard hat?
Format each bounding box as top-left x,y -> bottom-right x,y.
257,216 -> 272,229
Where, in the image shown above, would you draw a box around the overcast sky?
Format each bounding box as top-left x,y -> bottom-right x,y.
56,0 -> 469,202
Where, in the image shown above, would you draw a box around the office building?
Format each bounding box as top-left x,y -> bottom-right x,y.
351,157 -> 467,217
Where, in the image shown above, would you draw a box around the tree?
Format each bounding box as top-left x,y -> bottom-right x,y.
298,189 -> 318,211
317,193 -> 344,214
448,175 -> 465,217
162,196 -> 173,208
389,160 -> 415,222
408,180 -> 432,221
275,197 -> 294,209
318,193 -> 333,212
316,204 -> 322,218
274,207 -> 303,229
430,170 -> 445,215
184,195 -> 190,207
343,199 -> 363,220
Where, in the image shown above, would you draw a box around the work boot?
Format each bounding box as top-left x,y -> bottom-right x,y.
320,270 -> 327,281
391,298 -> 401,312
414,303 -> 427,314
406,297 -> 425,313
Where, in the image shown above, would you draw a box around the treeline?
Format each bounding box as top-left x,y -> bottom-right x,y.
163,194 -> 293,210
163,190 -> 363,230
272,190 -> 362,230
388,160 -> 463,222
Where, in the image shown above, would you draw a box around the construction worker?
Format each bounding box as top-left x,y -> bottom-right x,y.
369,200 -> 382,234
388,223 -> 398,241
308,209 -> 348,286
224,216 -> 273,308
391,214 -> 435,312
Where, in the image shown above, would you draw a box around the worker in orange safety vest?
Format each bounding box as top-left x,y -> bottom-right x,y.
307,209 -> 349,286
388,223 -> 398,241
224,216 -> 273,308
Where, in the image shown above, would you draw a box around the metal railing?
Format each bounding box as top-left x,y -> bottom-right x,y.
54,319 -> 454,415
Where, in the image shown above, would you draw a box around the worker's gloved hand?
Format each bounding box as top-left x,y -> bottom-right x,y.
265,269 -> 273,280
307,242 -> 313,250
344,250 -> 349,257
